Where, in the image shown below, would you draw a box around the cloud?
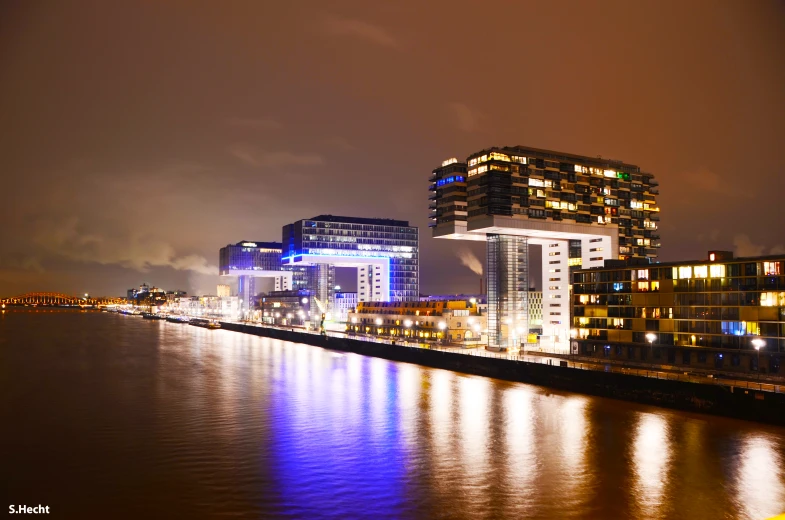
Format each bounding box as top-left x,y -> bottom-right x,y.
228,144 -> 324,168
448,102 -> 482,132
325,16 -> 398,48
681,169 -> 749,198
325,136 -> 357,151
225,117 -> 281,130
456,247 -> 483,276
733,234 -> 785,257
32,217 -> 218,276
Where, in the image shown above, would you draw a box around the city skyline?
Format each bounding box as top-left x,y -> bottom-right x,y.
2,1 -> 784,297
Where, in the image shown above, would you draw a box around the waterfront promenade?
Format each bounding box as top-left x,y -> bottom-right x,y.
225,320 -> 784,395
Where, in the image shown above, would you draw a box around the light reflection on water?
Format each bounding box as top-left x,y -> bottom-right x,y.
3,310 -> 785,519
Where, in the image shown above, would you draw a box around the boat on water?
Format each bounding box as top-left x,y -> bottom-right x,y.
190,318 -> 221,330
165,315 -> 188,323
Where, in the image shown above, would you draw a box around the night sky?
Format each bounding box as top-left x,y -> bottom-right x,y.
1,1 -> 784,298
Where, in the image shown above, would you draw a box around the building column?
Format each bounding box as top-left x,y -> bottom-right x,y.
541,239 -> 570,348
308,264 -> 335,326
237,275 -> 256,318
486,234 -> 529,350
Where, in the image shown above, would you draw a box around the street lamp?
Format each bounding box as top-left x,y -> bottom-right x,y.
646,333 -> 656,370
404,319 -> 412,340
752,338 -> 765,380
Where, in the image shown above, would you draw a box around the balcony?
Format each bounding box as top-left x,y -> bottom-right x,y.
650,214 -> 660,221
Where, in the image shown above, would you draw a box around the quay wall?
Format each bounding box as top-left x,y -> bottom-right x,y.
221,322 -> 785,426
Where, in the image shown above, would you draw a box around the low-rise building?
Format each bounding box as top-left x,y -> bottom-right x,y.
258,290 -> 311,327
572,250 -> 784,376
347,299 -> 486,345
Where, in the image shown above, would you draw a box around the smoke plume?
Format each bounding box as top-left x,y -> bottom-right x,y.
456,247 -> 483,276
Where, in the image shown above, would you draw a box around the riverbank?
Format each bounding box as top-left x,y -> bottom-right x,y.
221,321 -> 785,426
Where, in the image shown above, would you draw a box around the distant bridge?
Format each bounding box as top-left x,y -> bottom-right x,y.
0,292 -> 125,307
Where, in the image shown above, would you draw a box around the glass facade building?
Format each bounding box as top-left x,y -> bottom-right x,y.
219,241 -> 284,274
282,215 -> 419,302
572,251 -> 785,374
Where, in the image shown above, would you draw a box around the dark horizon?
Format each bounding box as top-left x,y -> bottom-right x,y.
2,1 -> 784,297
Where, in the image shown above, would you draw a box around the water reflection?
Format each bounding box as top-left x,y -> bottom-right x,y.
632,413 -> 672,518
4,311 -> 785,519
736,434 -> 785,520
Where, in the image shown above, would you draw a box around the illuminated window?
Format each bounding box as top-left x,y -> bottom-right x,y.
651,281 -> 660,291
477,165 -> 487,174
630,201 -> 643,209
764,262 -> 781,275
693,265 -> 708,278
603,169 -> 616,178
489,152 -> 510,162
709,264 -> 725,278
468,158 -> 478,167
678,266 -> 693,279
468,168 -> 478,177
637,269 -> 649,280
637,281 -> 649,292
529,178 -> 544,187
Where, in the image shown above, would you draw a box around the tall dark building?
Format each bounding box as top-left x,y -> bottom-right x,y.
430,145 -> 660,349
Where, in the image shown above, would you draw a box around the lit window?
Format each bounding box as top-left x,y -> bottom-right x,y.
637,269 -> 649,280
637,281 -> 649,292
693,265 -> 708,278
764,262 -> 781,275
489,152 -> 510,162
709,264 -> 725,278
678,266 -> 692,279
651,281 -> 660,291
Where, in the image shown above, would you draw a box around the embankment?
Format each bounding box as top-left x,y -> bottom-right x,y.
221,322 -> 785,426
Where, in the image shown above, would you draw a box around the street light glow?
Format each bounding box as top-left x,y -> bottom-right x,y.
752,338 -> 765,350
438,322 -> 446,330
646,333 -> 656,343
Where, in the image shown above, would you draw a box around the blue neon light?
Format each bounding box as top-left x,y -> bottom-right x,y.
436,175 -> 465,187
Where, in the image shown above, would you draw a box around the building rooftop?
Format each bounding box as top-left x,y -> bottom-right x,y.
306,215 -> 411,227
225,241 -> 282,249
576,251 -> 785,272
467,145 -> 645,173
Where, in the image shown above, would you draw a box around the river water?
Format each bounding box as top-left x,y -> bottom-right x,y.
2,309 -> 785,519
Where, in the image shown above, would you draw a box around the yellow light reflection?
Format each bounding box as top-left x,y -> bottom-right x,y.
632,413 -> 672,518
735,435 -> 785,520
